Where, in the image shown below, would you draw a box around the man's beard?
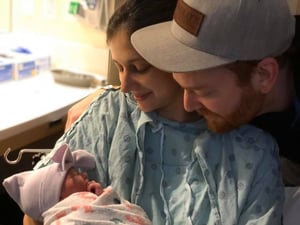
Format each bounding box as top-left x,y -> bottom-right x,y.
199,86 -> 265,133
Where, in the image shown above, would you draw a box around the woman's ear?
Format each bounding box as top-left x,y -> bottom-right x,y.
254,57 -> 279,94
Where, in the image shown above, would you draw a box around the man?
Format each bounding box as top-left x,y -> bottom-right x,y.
131,0 -> 300,185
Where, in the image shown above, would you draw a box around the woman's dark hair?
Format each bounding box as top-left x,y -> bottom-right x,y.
106,0 -> 177,43
290,15 -> 300,99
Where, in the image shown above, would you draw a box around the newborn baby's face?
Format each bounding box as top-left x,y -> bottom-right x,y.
60,168 -> 103,200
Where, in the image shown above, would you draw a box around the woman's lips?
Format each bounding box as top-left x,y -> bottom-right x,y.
134,92 -> 151,101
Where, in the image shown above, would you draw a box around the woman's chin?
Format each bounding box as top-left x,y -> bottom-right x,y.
138,104 -> 155,113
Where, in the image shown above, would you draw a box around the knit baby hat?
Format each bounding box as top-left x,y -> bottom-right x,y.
2,143 -> 96,221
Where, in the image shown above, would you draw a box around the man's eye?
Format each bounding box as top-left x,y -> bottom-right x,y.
194,90 -> 214,97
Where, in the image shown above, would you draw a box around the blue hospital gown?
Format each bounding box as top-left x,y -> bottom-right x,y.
37,89 -> 284,225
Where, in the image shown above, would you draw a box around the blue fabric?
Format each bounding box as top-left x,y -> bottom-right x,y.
36,89 -> 284,225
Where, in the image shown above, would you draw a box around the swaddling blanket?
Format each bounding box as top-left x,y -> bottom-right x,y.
43,187 -> 152,225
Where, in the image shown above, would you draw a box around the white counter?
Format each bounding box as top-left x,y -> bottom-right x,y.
0,72 -> 97,153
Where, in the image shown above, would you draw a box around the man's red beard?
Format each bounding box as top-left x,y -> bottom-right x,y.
199,86 -> 265,133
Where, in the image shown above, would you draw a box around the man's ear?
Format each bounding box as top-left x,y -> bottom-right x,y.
254,57 -> 279,94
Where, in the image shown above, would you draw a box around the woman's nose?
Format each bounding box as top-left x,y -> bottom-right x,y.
120,71 -> 134,93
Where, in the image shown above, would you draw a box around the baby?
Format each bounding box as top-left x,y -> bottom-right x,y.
3,144 -> 151,225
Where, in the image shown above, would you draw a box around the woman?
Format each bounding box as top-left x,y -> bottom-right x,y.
25,0 -> 283,224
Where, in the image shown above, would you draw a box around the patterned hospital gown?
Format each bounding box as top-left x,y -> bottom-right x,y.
37,89 -> 284,225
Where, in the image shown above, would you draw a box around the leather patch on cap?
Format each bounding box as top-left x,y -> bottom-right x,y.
173,0 -> 205,36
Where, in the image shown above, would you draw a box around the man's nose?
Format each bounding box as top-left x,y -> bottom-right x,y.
184,90 -> 202,112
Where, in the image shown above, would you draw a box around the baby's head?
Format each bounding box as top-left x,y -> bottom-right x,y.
60,167 -> 103,200
2,144 -> 96,221
60,167 -> 90,200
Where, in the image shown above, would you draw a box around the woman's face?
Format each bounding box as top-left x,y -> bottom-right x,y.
108,28 -> 184,116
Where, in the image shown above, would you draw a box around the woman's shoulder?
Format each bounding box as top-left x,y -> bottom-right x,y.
92,87 -> 137,110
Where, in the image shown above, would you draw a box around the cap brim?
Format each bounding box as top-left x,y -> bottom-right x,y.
131,21 -> 234,73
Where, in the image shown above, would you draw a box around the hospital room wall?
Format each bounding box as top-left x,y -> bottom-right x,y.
0,0 -> 122,76
10,0 -> 112,47
1,0 -> 300,45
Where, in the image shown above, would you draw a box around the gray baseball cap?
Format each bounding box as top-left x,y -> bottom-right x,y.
131,0 -> 295,72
